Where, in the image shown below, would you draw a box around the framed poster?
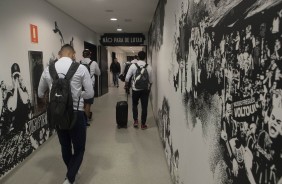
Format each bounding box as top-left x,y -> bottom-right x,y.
28,51 -> 45,116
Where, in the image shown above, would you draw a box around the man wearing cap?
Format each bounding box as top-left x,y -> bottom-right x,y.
80,49 -> 100,123
4,63 -> 31,133
131,55 -> 138,64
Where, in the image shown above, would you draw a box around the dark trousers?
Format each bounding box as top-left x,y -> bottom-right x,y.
113,73 -> 119,86
57,111 -> 86,183
132,89 -> 149,124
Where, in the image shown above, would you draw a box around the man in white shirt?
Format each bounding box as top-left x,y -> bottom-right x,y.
125,51 -> 153,130
81,49 -> 101,77
80,49 -> 101,122
131,55 -> 138,64
38,44 -> 94,184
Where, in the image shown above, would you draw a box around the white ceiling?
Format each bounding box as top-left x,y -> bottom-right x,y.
46,0 -> 159,34
118,46 -> 144,53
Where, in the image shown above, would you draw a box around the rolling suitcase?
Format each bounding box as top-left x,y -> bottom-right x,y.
116,94 -> 128,128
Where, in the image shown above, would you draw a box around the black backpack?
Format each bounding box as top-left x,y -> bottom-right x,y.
80,60 -> 94,77
119,63 -> 131,82
134,63 -> 149,90
124,63 -> 131,75
48,62 -> 80,129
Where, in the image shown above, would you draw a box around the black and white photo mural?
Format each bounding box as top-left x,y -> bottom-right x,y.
149,0 -> 282,183
158,97 -> 180,184
148,0 -> 167,61
0,63 -> 52,177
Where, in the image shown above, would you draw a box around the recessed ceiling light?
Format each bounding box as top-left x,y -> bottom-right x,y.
117,28 -> 122,31
110,18 -> 117,21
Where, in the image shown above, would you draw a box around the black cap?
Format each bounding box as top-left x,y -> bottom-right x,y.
11,63 -> 20,77
83,49 -> 91,57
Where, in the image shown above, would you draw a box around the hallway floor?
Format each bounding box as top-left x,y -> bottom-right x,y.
1,86 -> 172,184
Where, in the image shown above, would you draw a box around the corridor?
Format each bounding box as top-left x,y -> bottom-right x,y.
1,86 -> 172,184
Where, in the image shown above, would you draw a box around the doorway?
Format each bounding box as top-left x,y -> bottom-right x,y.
99,45 -> 109,96
107,46 -> 146,87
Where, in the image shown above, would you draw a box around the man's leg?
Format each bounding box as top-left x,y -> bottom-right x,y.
84,103 -> 91,126
116,73 -> 119,87
140,90 -> 149,126
66,111 -> 86,183
88,85 -> 95,120
84,103 -> 91,119
57,129 -> 72,168
132,90 -> 140,126
84,97 -> 94,123
112,73 -> 116,86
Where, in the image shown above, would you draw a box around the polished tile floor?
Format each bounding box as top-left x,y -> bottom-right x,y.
1,86 -> 172,184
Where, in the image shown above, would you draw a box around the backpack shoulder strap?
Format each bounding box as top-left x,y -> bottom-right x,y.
135,63 -> 140,70
49,63 -> 59,80
65,62 -> 80,80
89,60 -> 94,67
89,61 -> 95,78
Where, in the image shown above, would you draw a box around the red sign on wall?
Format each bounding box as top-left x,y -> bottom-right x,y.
30,24 -> 38,43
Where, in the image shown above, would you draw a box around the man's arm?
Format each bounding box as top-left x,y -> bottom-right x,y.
89,61 -> 95,78
126,64 -> 135,82
125,65 -> 135,88
7,79 -> 18,112
110,63 -> 113,72
89,61 -> 101,77
118,63 -> 121,73
148,65 -> 153,88
81,67 -> 94,99
17,76 -> 29,104
93,62 -> 101,76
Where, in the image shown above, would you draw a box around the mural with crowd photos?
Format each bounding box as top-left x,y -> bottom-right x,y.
0,21 -> 73,178
158,97 -> 180,184
0,62 -> 51,177
150,0 -> 282,183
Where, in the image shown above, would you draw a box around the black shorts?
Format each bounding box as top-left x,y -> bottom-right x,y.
84,97 -> 94,104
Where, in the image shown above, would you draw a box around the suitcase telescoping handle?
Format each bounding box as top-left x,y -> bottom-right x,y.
125,86 -> 129,102
126,92 -> 128,102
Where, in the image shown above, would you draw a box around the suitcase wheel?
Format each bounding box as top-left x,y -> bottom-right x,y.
117,125 -> 127,129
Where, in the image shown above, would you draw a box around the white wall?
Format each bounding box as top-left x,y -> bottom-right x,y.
0,0 -> 97,90
149,0 -> 282,184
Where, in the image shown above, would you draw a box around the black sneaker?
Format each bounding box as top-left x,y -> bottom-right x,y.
89,112 -> 93,120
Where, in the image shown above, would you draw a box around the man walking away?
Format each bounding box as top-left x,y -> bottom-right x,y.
80,49 -> 100,123
131,55 -> 138,64
110,58 -> 121,87
38,44 -> 94,184
125,51 -> 153,130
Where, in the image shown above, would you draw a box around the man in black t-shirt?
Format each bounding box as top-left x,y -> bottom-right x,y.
110,58 -> 121,87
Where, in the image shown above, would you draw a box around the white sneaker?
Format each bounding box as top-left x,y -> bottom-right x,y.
76,170 -> 81,181
63,179 -> 72,184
